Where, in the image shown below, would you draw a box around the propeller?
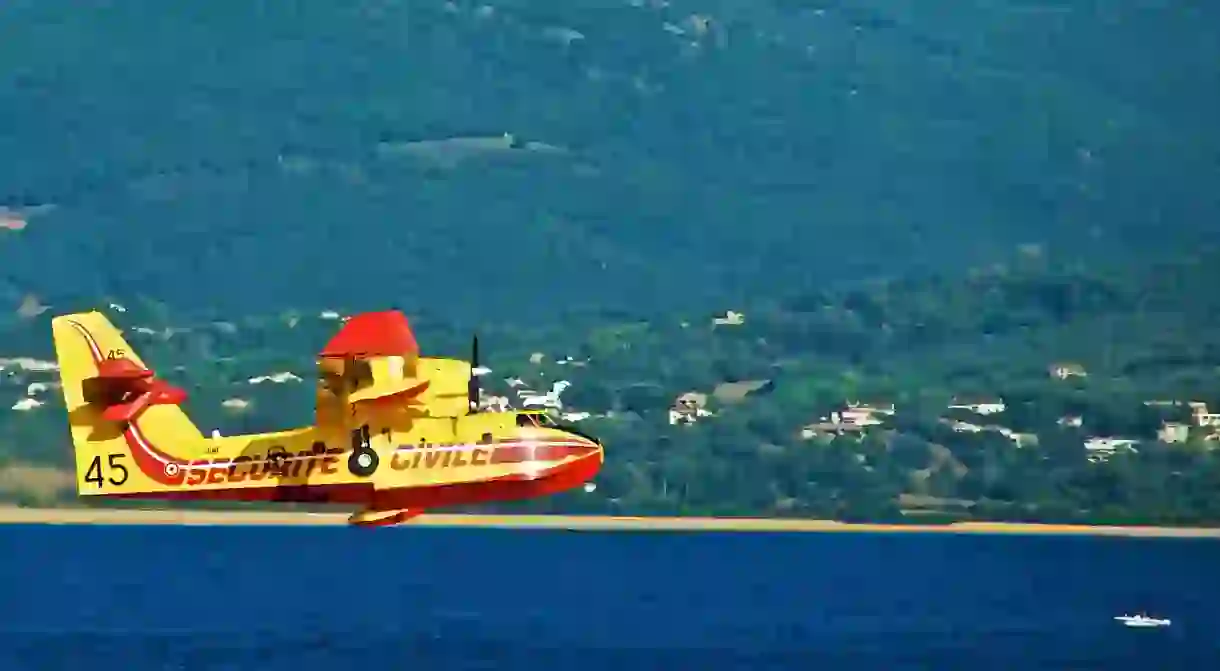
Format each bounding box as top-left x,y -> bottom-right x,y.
467,335 -> 480,414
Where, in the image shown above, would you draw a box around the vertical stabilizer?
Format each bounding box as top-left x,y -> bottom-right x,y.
51,311 -> 204,496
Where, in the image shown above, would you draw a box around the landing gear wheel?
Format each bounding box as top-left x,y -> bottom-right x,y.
348,446 -> 379,477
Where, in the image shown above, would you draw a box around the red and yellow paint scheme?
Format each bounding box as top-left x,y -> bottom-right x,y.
51,310 -> 603,526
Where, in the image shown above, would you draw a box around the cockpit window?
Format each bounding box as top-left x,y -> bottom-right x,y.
514,412 -> 598,444
515,412 -> 557,428
318,371 -> 344,395
345,360 -> 374,391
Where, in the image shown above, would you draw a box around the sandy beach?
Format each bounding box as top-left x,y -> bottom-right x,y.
1,506 -> 1218,536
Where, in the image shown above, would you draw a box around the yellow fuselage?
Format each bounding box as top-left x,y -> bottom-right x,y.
53,311 -> 603,518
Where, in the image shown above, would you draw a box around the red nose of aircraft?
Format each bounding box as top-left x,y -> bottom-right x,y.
555,431 -> 603,487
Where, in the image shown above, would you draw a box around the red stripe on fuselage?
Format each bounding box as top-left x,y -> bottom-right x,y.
104,447 -> 603,510
122,425 -> 188,486
489,443 -> 595,464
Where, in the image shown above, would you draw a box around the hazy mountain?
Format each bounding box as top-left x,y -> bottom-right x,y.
1,0 -> 1217,324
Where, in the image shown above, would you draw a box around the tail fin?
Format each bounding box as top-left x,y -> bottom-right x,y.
51,311 -> 204,497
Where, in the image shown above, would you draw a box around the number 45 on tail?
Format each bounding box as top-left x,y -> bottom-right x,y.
84,453 -> 129,488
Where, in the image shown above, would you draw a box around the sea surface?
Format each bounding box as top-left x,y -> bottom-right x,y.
1,526 -> 1217,669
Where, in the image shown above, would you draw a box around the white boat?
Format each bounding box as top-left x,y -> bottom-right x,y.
1115,614 -> 1171,627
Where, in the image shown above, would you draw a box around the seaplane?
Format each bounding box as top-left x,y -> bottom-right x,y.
50,310 -> 604,526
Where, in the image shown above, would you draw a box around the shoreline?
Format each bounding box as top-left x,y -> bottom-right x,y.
1,507 -> 1219,536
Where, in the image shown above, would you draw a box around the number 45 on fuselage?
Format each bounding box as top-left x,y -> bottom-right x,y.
51,310 -> 603,526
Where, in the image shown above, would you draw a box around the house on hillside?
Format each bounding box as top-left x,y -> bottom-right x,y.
995,427 -> 1038,447
11,397 -> 43,412
940,418 -> 985,433
840,400 -> 894,424
800,400 -> 894,439
947,397 -> 1005,415
1188,402 -> 1220,427
1158,422 -> 1190,443
800,421 -> 866,440
1048,362 -> 1087,379
1057,415 -> 1083,428
221,398 -> 252,413
0,213 -> 28,231
25,381 -> 58,396
834,407 -> 883,428
560,411 -> 592,422
938,418 -> 1034,446
712,310 -> 745,326
0,357 -> 57,373
248,372 -> 302,384
669,391 -> 713,425
517,380 -> 571,410
1084,437 -> 1138,463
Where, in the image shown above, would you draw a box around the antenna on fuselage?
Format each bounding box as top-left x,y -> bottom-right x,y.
467,335 -> 479,414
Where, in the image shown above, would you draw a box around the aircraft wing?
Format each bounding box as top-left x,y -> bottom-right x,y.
348,378 -> 430,406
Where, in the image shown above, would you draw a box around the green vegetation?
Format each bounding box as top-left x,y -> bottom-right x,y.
3,2 -> 1218,326
1,3 -> 1218,526
4,248 -> 1220,525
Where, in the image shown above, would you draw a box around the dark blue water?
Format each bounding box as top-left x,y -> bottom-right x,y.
1,526 -> 1216,669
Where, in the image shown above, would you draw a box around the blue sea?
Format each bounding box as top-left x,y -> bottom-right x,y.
1,526 -> 1216,669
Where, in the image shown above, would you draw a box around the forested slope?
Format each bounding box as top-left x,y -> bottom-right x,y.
2,1 -> 1218,323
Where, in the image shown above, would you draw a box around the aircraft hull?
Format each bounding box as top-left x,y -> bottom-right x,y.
101,442 -> 603,511
51,310 -> 605,526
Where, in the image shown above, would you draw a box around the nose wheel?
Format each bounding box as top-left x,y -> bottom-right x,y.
348,424 -> 379,477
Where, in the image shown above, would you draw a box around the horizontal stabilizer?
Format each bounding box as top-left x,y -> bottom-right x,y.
82,356 -> 188,424
99,379 -> 188,422
349,379 -> 430,406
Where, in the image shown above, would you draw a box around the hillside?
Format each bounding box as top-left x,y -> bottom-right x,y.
3,249 -> 1220,523
3,1 -> 1220,521
3,1 -> 1219,323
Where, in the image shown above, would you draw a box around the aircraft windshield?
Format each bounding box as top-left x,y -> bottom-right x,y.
516,412 -> 557,428
514,412 -> 599,444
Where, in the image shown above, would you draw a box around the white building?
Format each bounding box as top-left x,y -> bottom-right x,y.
1084,437 -> 1138,463
948,398 -> 1006,415
712,310 -> 745,326
1189,402 -> 1220,427
670,392 -> 713,425
1158,422 -> 1190,443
